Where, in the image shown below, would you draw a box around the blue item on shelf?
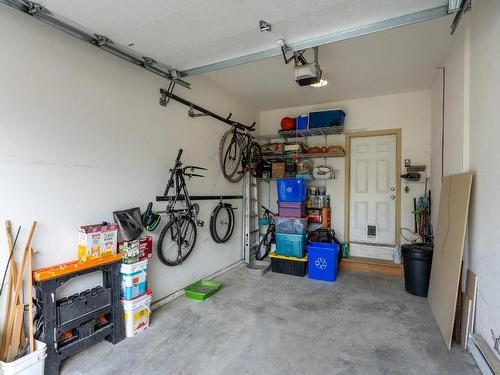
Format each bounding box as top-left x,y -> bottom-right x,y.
275,232 -> 306,258
309,109 -> 345,128
307,242 -> 339,282
295,115 -> 308,130
277,178 -> 308,202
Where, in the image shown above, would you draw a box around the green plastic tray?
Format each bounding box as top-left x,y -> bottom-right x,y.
184,279 -> 221,300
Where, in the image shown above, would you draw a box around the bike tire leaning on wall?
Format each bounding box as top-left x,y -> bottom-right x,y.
256,230 -> 274,260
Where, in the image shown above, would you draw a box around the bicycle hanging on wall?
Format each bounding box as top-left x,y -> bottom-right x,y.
158,89 -> 261,184
156,149 -> 206,266
219,121 -> 263,183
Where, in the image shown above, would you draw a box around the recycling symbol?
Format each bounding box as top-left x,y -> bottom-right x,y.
286,187 -> 292,193
315,257 -> 328,270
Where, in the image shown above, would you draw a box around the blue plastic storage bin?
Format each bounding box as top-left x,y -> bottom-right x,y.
309,109 -> 345,128
307,242 -> 339,282
277,178 -> 308,202
295,115 -> 308,130
275,232 -> 306,258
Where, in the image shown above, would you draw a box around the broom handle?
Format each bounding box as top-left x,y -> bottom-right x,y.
27,246 -> 34,352
2,222 -> 36,360
0,221 -> 14,358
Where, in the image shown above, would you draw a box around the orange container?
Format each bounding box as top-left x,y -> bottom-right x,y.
321,208 -> 331,229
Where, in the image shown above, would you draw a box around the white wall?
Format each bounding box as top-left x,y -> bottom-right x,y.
430,14 -> 471,275
468,0 -> 500,356
258,90 -> 431,247
430,0 -> 500,356
430,71 -> 443,230
0,7 -> 257,302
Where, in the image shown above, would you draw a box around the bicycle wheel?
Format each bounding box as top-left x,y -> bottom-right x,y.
157,216 -> 197,266
229,155 -> 245,183
209,203 -> 235,243
219,130 -> 243,181
249,142 -> 263,177
256,230 -> 274,260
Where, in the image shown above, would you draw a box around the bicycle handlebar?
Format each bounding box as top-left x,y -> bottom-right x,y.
260,205 -> 277,216
234,121 -> 256,132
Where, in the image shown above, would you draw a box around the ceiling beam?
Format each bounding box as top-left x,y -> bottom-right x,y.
182,5 -> 450,77
0,0 -> 191,88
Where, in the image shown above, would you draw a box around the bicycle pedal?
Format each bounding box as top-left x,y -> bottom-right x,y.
197,220 -> 204,227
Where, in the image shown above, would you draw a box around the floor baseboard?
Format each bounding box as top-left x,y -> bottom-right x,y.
151,259 -> 244,311
469,334 -> 500,375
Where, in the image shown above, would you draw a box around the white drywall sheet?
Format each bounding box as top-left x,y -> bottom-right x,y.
428,172 -> 473,349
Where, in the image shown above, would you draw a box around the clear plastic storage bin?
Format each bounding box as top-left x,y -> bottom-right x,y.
275,217 -> 308,235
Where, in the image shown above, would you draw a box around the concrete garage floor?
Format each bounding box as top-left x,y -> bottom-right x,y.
62,264 -> 479,375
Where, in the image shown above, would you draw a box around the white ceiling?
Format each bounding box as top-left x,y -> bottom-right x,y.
204,16 -> 453,111
39,0 -> 448,72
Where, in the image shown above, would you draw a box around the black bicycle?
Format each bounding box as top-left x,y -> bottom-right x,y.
156,149 -> 206,266
219,123 -> 262,183
255,206 -> 277,260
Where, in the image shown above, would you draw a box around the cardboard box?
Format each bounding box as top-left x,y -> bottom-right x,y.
119,238 -> 140,264
272,162 -> 286,178
307,209 -> 322,224
101,223 -> 118,257
261,143 -> 284,155
139,236 -> 152,261
78,223 -> 118,261
78,225 -> 101,261
283,141 -> 308,153
119,236 -> 153,264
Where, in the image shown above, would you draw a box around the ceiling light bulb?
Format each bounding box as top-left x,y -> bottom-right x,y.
310,79 -> 328,88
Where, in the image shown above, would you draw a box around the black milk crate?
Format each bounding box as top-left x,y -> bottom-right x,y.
269,252 -> 307,277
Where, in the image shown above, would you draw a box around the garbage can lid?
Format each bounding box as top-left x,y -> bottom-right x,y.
401,243 -> 433,258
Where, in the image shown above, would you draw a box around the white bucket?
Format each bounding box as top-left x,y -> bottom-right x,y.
120,259 -> 148,275
120,259 -> 148,300
122,289 -> 152,337
0,340 -> 47,375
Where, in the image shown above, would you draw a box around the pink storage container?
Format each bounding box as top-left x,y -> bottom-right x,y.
278,201 -> 306,218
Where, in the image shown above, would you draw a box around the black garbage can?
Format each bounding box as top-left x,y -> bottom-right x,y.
401,244 -> 434,297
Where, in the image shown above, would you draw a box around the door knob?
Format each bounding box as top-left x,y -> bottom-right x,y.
391,187 -> 395,191
391,195 -> 395,200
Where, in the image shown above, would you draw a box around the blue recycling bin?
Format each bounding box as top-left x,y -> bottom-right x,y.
307,242 -> 339,282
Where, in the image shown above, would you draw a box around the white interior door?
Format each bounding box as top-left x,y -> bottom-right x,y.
349,135 -> 396,245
